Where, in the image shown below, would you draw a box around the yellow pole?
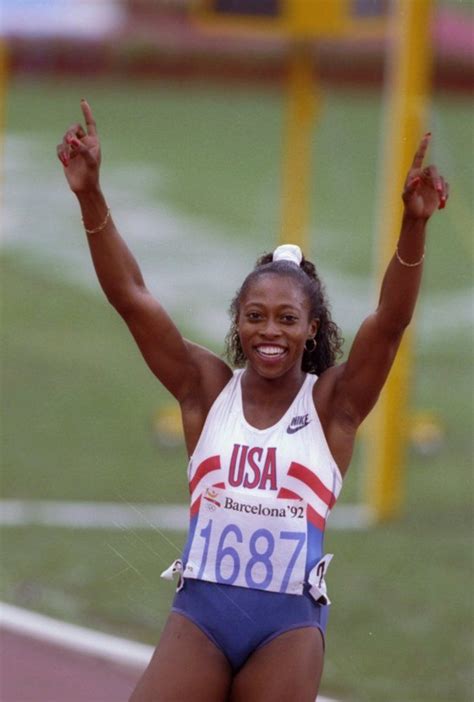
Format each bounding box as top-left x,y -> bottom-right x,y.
365,0 -> 433,521
279,40 -> 320,251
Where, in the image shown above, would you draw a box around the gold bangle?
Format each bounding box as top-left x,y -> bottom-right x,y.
83,208 -> 111,235
395,245 -> 425,268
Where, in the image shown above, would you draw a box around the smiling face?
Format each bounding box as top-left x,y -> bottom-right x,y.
238,273 -> 318,380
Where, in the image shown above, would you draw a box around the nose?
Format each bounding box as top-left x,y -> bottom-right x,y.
260,318 -> 282,339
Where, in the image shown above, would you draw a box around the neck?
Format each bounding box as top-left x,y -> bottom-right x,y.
241,364 -> 306,401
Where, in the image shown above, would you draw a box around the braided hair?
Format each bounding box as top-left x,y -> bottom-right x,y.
225,252 -> 344,375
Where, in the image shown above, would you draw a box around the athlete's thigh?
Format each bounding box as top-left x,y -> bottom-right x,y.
229,626 -> 324,702
129,612 -> 232,702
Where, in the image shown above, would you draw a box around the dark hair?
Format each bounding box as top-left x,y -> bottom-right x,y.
225,252 -> 344,375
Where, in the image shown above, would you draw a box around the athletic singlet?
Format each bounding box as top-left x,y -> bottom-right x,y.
163,370 -> 343,603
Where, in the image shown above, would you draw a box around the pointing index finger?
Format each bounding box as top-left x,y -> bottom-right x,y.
411,132 -> 431,170
80,98 -> 97,137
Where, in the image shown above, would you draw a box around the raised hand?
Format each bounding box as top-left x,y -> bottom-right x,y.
402,134 -> 449,219
57,100 -> 101,194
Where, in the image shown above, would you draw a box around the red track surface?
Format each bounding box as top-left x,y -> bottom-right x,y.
0,628 -> 144,702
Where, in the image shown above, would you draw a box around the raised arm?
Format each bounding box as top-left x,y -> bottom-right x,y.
56,101 -> 231,420
329,134 -> 449,429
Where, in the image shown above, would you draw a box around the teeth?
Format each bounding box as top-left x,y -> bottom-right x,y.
257,346 -> 285,356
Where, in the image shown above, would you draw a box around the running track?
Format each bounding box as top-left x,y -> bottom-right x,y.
0,603 -> 338,702
0,629 -> 140,702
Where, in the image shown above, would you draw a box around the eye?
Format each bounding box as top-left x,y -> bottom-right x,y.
246,311 -> 263,321
281,314 -> 298,324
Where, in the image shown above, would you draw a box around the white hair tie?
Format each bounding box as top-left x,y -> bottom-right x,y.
273,244 -> 303,267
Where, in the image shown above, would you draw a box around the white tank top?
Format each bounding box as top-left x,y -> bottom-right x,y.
188,369 -> 342,524
167,370 -> 343,601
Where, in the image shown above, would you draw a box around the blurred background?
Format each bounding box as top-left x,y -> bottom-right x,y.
1,1 -> 473,701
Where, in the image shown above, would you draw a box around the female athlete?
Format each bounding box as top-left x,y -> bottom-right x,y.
57,100 -> 448,702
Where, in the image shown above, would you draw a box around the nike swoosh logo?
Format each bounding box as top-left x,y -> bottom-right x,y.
286,421 -> 311,434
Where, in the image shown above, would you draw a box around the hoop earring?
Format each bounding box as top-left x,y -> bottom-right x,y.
305,337 -> 317,353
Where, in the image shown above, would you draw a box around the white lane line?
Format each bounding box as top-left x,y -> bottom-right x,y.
0,601 -> 153,669
0,499 -> 189,530
0,500 -> 373,530
0,602 -> 339,702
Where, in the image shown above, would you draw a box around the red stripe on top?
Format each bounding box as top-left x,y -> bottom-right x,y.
189,455 -> 221,495
287,462 -> 336,509
307,504 -> 326,531
277,487 -> 302,501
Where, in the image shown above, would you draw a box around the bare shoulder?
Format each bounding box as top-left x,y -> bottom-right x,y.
180,340 -> 233,456
313,362 -> 362,423
313,364 -> 345,412
182,340 -> 233,409
312,363 -> 358,478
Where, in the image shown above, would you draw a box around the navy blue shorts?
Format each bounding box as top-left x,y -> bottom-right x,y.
172,578 -> 329,672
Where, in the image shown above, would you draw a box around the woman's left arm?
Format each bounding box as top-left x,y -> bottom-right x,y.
332,134 -> 449,427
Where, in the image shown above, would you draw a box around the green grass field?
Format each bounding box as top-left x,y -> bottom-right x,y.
1,76 -> 473,702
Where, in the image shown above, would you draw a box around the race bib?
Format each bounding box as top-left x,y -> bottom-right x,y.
184,487 -> 308,595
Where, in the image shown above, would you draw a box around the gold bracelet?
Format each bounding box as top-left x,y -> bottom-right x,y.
83,208 -> 111,235
395,245 -> 425,268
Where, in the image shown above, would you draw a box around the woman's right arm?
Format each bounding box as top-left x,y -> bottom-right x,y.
57,100 -> 231,406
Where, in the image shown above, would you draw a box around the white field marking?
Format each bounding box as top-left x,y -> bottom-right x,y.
0,602 -> 339,702
0,500 -> 189,530
2,134 -> 472,344
0,500 -> 372,530
0,601 -> 154,668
